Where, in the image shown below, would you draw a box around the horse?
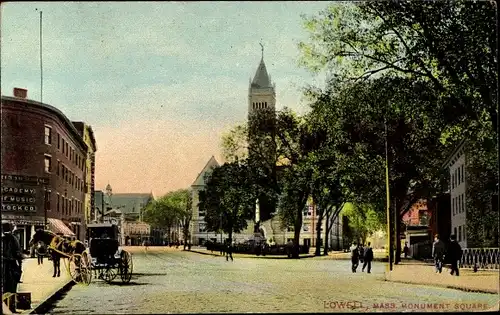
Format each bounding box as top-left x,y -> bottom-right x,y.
29,230 -> 70,277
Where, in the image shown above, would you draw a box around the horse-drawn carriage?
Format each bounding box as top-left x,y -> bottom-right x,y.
86,223 -> 133,284
29,223 -> 132,286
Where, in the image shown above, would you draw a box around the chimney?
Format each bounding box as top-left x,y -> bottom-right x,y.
13,88 -> 28,99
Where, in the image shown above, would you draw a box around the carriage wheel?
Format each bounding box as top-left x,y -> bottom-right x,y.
120,251 -> 133,283
79,252 -> 92,285
68,255 -> 82,283
104,267 -> 118,283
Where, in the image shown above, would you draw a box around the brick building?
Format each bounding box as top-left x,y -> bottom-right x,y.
1,89 -> 89,249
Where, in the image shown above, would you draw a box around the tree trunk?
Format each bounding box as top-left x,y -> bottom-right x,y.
315,215 -> 323,256
323,212 -> 330,256
395,213 -> 402,264
292,210 -> 303,259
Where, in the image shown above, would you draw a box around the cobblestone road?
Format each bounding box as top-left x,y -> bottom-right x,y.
50,249 -> 498,313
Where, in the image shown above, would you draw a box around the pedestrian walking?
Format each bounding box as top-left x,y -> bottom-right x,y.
362,242 -> 374,273
448,234 -> 462,276
403,242 -> 409,258
226,240 -> 233,261
2,221 -> 24,313
36,241 -> 47,265
358,244 -> 365,264
350,242 -> 359,273
432,234 -> 446,273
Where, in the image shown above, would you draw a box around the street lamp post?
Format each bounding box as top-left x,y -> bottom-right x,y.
385,119 -> 393,271
43,187 -> 51,229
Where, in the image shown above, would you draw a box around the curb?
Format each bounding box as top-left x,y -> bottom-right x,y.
188,249 -> 316,259
383,278 -> 498,295
27,280 -> 75,314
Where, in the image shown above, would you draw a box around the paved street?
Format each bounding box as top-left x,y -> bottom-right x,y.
49,248 -> 497,313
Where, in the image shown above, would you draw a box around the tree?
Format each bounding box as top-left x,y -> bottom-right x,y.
305,75 -> 452,263
298,1 -> 497,134
341,203 -> 384,245
143,189 -> 192,243
198,161 -> 256,244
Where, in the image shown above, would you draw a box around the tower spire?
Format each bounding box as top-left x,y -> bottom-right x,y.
259,41 -> 264,60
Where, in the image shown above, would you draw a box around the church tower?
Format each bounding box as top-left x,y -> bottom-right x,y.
247,43 -> 277,227
248,43 -> 276,117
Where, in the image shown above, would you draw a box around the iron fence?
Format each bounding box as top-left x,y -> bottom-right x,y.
460,247 -> 499,270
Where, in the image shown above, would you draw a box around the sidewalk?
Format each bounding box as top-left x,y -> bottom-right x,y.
189,247 -> 315,259
327,250 -> 387,262
15,257 -> 73,314
385,260 -> 499,294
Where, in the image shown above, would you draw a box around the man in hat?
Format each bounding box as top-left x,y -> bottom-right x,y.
2,221 -> 24,313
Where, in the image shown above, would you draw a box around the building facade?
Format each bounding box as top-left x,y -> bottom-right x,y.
1,89 -> 87,249
443,140 -> 468,248
72,122 -> 97,226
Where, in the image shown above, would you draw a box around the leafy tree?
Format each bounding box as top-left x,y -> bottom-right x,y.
298,0 -> 497,134
341,203 -> 384,245
198,161 -> 256,243
143,189 -> 192,243
306,76 -> 452,262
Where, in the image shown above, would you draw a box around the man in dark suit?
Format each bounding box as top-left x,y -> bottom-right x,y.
362,242 -> 374,273
2,221 -> 24,313
448,234 -> 463,276
432,234 -> 446,273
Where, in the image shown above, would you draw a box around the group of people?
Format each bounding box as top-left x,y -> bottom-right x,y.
350,242 -> 374,273
432,234 -> 463,276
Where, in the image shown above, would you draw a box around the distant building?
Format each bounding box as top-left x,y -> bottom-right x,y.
402,199 -> 432,248
1,89 -> 88,248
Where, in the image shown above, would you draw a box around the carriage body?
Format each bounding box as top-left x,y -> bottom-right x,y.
86,223 -> 133,283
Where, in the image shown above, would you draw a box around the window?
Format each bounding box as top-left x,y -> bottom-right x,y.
199,209 -> 205,217
44,125 -> 52,145
57,133 -> 60,149
198,223 -> 206,233
454,227 -> 457,238
44,155 -> 52,173
57,194 -> 60,212
265,102 -> 267,108
56,160 -> 60,176
452,198 -> 455,215
461,164 -> 464,183
457,196 -> 461,213
458,226 -> 462,242
62,139 -> 66,154
303,224 -> 310,232
287,226 -> 294,232
70,148 -> 73,162
463,225 -> 466,241
461,194 -> 464,213
458,167 -> 461,185
69,199 -> 72,215
65,142 -> 69,157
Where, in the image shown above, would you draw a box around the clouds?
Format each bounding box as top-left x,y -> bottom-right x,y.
1,2 -> 329,195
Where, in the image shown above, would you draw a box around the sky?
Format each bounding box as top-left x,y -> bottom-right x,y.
1,1 -> 329,196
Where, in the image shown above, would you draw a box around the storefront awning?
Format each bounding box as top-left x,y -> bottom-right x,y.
48,218 -> 75,237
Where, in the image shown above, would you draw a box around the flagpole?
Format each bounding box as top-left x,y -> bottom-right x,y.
40,10 -> 43,104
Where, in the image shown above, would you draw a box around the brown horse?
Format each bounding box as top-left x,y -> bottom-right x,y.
29,229 -> 71,277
